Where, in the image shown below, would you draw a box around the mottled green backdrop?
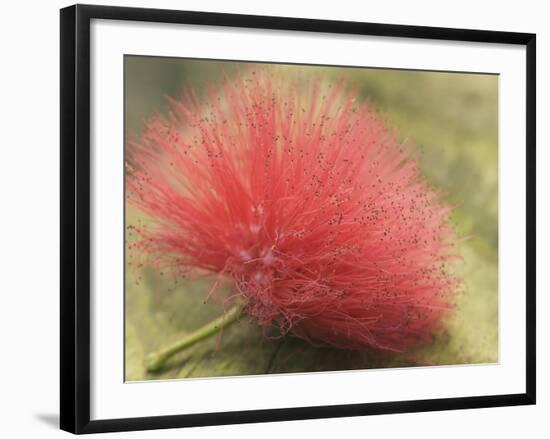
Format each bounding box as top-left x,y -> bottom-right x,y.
125,56 -> 498,381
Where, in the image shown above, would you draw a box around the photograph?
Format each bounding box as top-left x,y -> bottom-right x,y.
0,0 -> 541,436
124,56 -> 499,381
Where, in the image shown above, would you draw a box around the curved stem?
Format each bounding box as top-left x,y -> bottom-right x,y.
144,303 -> 245,373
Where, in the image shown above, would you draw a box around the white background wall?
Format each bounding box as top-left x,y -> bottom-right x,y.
0,0 -> 546,437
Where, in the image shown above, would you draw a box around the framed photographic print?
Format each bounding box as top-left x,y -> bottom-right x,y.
60,4 -> 536,434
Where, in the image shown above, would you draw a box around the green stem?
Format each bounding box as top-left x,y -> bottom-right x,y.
144,303 -> 245,373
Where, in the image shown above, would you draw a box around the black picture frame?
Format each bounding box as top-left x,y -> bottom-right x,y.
60,3 -> 536,434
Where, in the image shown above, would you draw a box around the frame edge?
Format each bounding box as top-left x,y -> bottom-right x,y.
61,4 -> 94,434
525,34 -> 536,404
60,4 -> 77,434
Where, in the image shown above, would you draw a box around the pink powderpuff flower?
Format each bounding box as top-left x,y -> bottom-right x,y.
126,67 -> 458,353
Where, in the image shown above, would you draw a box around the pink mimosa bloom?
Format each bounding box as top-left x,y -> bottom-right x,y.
126,68 -> 458,353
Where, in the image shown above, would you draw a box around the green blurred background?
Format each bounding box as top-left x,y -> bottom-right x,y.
124,56 -> 498,381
